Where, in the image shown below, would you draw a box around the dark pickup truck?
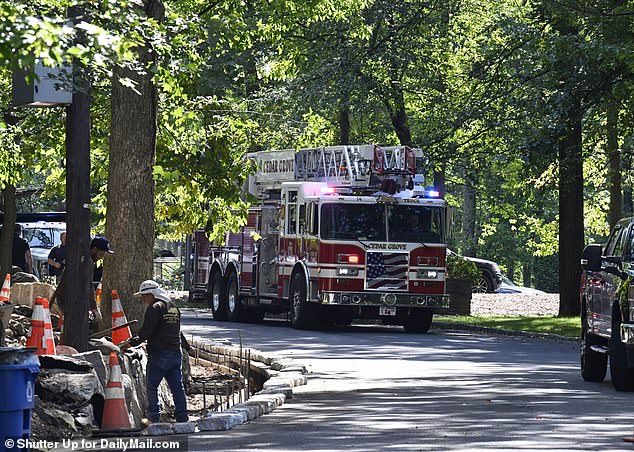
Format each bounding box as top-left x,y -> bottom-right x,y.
580,217 -> 634,391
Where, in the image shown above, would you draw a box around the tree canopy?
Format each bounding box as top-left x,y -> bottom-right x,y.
2,0 -> 634,307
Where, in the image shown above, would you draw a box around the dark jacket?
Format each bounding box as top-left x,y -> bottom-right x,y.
136,299 -> 182,354
12,235 -> 30,272
48,244 -> 66,276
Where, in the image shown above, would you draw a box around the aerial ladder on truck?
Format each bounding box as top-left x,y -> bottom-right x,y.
248,144 -> 425,196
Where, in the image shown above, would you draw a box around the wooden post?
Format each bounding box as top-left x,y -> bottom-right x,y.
62,4 -> 92,352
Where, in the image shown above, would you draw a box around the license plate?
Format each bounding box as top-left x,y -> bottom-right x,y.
379,306 -> 397,316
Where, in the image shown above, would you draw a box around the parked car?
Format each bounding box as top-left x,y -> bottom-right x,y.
496,276 -> 546,295
447,249 -> 503,293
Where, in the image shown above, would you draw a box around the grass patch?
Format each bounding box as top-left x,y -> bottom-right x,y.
435,315 -> 580,338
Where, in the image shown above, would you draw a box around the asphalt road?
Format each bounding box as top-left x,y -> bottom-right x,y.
177,311 -> 634,452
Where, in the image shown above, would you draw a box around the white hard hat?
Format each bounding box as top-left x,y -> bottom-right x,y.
134,279 -> 171,303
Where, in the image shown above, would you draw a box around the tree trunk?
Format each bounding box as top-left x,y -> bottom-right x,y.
102,0 -> 164,332
433,161 -> 446,198
607,100 -> 621,229
558,105 -> 584,317
522,263 -> 532,288
339,103 -> 350,146
462,171 -> 477,257
624,151 -> 633,217
388,90 -> 412,146
0,186 -> 16,277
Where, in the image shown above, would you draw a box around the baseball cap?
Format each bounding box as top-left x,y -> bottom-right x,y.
91,236 -> 114,254
134,279 -> 171,303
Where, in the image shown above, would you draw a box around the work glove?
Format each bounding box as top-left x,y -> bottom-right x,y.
89,308 -> 102,323
129,336 -> 142,347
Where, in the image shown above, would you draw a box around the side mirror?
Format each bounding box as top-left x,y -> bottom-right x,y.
603,255 -> 623,268
581,244 -> 602,272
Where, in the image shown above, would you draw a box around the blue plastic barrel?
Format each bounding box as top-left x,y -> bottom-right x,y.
0,347 -> 39,452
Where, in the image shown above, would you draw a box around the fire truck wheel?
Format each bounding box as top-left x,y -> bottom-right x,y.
403,309 -> 433,334
208,271 -> 228,321
290,272 -> 319,330
609,303 -> 634,391
226,272 -> 246,322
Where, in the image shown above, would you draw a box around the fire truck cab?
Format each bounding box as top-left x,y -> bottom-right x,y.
190,145 -> 453,332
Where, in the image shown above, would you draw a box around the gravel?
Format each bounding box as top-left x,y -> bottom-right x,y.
470,292 -> 561,317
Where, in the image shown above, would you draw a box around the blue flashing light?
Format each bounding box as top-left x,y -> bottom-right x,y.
425,188 -> 440,198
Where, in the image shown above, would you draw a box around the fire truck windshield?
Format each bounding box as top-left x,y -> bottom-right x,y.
321,204 -> 386,240
321,203 -> 444,243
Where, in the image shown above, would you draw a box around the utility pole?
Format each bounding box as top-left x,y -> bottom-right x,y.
62,5 -> 92,351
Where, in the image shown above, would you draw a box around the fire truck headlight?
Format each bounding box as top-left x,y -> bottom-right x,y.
417,269 -> 438,279
337,267 -> 359,276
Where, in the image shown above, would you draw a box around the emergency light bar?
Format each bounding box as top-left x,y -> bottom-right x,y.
321,186 -> 352,196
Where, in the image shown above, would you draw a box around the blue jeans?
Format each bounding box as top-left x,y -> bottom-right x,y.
146,349 -> 188,422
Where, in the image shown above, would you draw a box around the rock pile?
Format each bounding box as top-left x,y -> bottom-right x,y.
32,352 -> 105,440
1,305 -> 61,347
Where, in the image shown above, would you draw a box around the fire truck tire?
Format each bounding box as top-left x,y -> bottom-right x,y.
609,304 -> 634,391
208,271 -> 228,321
290,273 -> 319,330
226,272 -> 246,322
403,309 -> 433,333
580,309 -> 607,382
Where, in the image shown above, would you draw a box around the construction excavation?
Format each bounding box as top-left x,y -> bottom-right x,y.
0,275 -> 307,447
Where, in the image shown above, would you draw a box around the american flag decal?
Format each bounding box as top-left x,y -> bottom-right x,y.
366,251 -> 409,291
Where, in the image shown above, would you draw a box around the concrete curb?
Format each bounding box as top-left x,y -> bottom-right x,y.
433,321 -> 578,342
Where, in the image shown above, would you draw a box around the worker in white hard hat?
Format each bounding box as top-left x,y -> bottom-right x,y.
128,280 -> 188,424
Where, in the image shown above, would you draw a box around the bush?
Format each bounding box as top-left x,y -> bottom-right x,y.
447,253 -> 480,284
533,254 -> 559,293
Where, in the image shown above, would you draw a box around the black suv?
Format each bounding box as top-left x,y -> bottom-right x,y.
581,217 -> 634,391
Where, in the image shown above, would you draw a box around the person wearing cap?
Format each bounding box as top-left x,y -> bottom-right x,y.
127,280 -> 188,424
90,236 -> 114,287
50,235 -> 113,323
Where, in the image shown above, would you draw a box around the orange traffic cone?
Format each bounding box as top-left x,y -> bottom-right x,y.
101,352 -> 131,429
111,290 -> 132,345
26,297 -> 47,354
0,274 -> 10,303
95,282 -> 102,309
41,298 -> 56,355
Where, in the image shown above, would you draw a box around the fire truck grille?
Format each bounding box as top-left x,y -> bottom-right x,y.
366,251 -> 409,291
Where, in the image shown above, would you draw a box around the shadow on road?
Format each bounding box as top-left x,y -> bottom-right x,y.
181,310 -> 634,451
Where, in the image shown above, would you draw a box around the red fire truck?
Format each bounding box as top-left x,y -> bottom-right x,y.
189,145 -> 453,332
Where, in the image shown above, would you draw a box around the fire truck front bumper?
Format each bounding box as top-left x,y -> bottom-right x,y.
319,291 -> 449,309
